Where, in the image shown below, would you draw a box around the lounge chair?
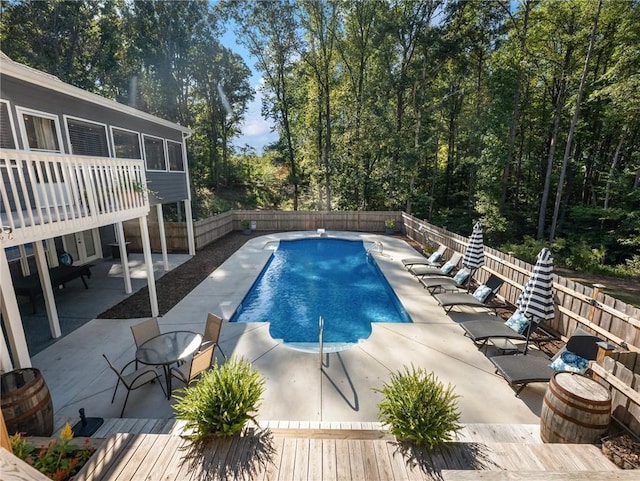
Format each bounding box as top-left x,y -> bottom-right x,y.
459,311 -> 533,350
409,252 -> 462,277
490,327 -> 603,395
419,267 -> 471,294
401,244 -> 446,269
433,274 -> 504,313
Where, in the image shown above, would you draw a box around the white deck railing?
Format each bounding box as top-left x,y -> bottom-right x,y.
0,149 -> 149,247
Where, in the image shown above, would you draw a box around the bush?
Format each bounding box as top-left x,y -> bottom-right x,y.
375,365 -> 461,449
173,356 -> 265,440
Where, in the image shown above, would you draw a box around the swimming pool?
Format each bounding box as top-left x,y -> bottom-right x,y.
230,237 -> 412,350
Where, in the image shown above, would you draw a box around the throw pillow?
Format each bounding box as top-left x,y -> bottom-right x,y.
453,268 -> 470,286
473,284 -> 493,303
505,311 -> 530,334
549,350 -> 590,374
427,251 -> 442,264
441,261 -> 456,275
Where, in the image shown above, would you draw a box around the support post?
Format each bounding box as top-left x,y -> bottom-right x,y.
184,199 -> 195,255
115,222 -> 132,294
0,247 -> 31,368
156,204 -> 169,271
34,240 -> 61,338
139,215 -> 159,317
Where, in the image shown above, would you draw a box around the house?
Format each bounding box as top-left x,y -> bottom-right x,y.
0,52 -> 195,371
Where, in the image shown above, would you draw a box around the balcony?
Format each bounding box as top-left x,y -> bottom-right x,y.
0,149 -> 149,248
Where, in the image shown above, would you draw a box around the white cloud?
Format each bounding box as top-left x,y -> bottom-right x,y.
234,78 -> 277,153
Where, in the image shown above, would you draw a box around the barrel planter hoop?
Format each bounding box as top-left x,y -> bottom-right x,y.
540,371 -> 611,444
1,368 -> 54,437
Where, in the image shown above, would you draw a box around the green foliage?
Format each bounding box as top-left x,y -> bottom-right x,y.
173,356 -> 265,440
10,423 -> 95,481
375,365 -> 462,449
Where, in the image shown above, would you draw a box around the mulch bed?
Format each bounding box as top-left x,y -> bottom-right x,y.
98,231 -> 272,319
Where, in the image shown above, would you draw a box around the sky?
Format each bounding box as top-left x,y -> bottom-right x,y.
220,27 -> 277,154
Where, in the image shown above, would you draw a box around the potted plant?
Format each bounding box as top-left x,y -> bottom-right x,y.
173,356 -> 265,440
241,219 -> 252,235
375,365 -> 461,448
384,218 -> 396,234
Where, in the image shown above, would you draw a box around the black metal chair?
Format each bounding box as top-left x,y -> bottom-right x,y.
102,354 -> 165,417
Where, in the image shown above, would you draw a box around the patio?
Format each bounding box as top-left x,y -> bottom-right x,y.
33,232 -> 547,425
14,231 -> 626,479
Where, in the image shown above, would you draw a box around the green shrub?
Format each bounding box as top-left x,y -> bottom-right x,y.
375,365 -> 461,449
173,356 -> 265,440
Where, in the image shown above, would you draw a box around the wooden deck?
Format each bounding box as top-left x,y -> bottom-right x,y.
63,421 -> 621,481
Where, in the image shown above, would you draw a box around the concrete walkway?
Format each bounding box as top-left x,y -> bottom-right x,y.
32,231 -> 546,426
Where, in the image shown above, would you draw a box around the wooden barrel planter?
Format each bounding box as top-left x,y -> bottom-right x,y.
1,368 -> 53,437
540,372 -> 611,444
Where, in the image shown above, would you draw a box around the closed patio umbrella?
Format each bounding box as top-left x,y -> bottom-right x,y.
516,247 -> 555,354
462,222 -> 484,291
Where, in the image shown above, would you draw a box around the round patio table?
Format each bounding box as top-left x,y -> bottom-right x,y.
136,330 -> 202,399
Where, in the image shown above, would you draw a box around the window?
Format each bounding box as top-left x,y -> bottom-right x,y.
143,135 -> 166,170
65,117 -> 109,157
112,128 -> 142,159
0,101 -> 17,149
166,140 -> 184,171
17,108 -> 62,152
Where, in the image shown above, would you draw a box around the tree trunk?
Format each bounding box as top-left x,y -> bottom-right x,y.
604,128 -> 626,209
549,0 -> 602,242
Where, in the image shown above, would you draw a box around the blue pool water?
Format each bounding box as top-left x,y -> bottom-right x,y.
231,238 -> 411,345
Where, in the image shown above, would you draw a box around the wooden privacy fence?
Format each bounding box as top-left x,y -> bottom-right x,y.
124,210 -> 402,251
591,351 -> 640,435
402,213 -> 640,352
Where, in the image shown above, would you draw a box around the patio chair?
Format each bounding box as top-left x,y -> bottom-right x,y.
459,311 -> 534,350
130,317 -> 161,348
418,267 -> 472,294
490,327 -> 603,396
433,274 -> 504,313
130,317 -> 161,367
103,354 -> 165,417
409,252 -> 462,277
401,244 -> 447,269
200,312 -> 226,359
170,344 -> 214,386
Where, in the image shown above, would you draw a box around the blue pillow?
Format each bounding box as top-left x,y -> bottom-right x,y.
505,311 -> 530,334
441,261 -> 456,275
549,350 -> 590,374
453,269 -> 470,286
473,285 -> 493,303
427,251 -> 442,264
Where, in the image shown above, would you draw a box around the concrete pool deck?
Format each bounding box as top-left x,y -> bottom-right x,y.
32,231 -> 546,426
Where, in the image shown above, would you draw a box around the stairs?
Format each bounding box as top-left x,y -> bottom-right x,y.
52,418 -> 621,479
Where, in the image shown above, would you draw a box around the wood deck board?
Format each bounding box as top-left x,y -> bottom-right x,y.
292,438 -> 309,481
67,429 -> 623,481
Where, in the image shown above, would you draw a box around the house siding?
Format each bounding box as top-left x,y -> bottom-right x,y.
1,74 -> 190,207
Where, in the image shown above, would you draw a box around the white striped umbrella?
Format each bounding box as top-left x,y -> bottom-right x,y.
462,222 -> 484,292
517,247 -> 555,354
462,222 -> 484,270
